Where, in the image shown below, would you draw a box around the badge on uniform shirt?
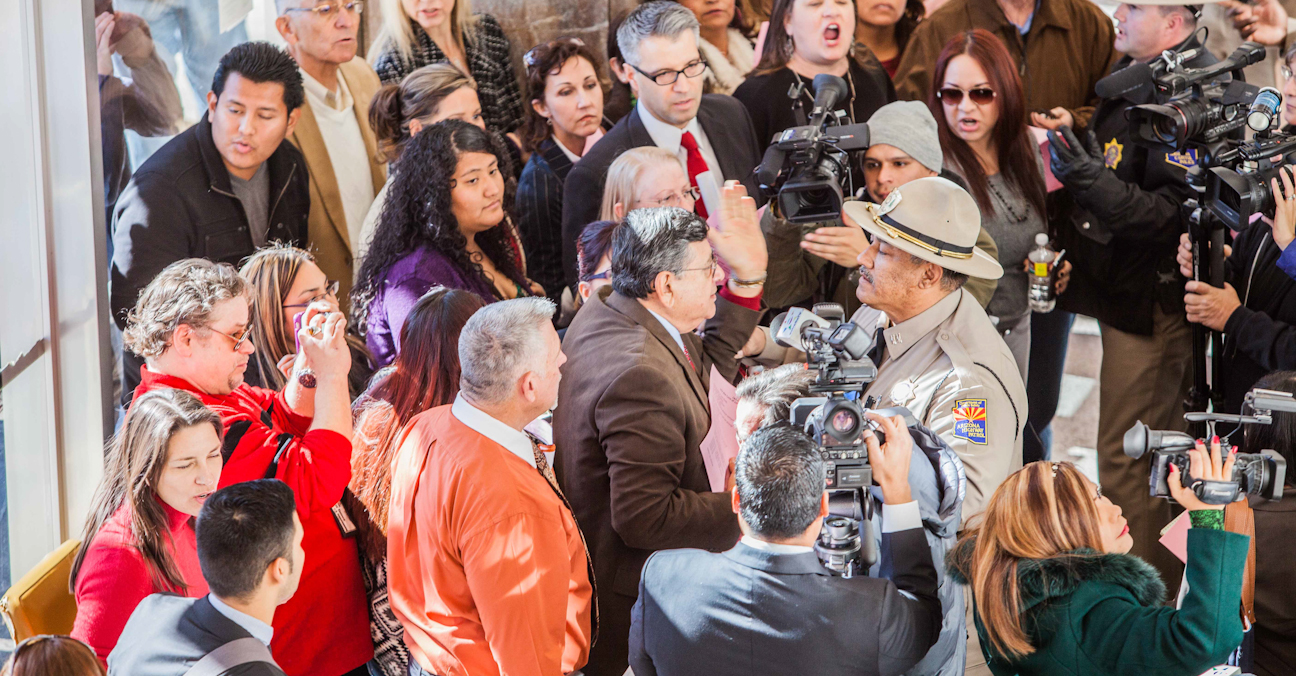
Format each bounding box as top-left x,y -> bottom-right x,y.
953,399 -> 988,445
889,380 -> 916,407
1103,139 -> 1123,170
1165,148 -> 1198,170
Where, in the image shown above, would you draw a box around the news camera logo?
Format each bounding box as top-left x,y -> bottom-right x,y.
954,399 -> 988,445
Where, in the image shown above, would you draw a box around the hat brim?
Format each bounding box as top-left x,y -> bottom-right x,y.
842,201 -> 1005,280
1092,0 -> 1222,5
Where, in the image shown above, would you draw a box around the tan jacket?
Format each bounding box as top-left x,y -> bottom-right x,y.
288,58 -> 386,309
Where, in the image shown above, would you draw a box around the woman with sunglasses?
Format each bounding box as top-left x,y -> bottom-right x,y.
70,389 -> 223,664
516,37 -> 610,301
929,29 -> 1051,379
239,245 -> 374,399
949,447 -> 1249,676
733,0 -> 895,190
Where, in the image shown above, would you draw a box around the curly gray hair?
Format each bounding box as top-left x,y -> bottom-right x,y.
123,259 -> 249,358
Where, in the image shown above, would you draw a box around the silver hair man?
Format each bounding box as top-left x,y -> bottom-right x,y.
458,297 -> 558,404
616,1 -> 701,69
611,207 -> 709,299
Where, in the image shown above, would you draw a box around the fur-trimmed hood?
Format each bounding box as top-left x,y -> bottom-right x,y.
946,537 -> 1166,612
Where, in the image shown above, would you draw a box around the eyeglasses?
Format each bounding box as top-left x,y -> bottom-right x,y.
937,86 -> 996,106
283,1 -> 363,18
209,325 -> 254,352
583,269 -> 612,282
523,37 -> 586,69
644,186 -> 701,208
1284,64 -> 1296,82
677,256 -> 719,278
626,59 -> 707,86
283,280 -> 340,309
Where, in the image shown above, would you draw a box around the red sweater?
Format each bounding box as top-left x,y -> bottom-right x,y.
134,367 -> 373,676
71,500 -> 208,663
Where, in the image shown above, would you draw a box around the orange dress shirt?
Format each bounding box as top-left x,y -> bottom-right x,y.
387,403 -> 593,676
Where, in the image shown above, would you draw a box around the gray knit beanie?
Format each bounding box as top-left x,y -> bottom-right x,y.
866,101 -> 943,174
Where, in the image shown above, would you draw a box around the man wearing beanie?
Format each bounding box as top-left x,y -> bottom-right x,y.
760,100 -> 1000,315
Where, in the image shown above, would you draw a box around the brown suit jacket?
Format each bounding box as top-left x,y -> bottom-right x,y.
288,58 -> 386,309
552,287 -> 754,675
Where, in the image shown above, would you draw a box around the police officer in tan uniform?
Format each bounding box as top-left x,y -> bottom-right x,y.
843,177 -> 1027,524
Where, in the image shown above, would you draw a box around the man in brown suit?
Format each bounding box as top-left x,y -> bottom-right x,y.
276,0 -> 385,308
553,183 -> 766,676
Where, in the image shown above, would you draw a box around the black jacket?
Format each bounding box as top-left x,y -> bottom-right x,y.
108,594 -> 285,676
517,137 -> 577,300
110,112 -> 309,403
560,95 -> 765,289
1219,226 -> 1296,411
629,529 -> 942,676
1054,35 -> 1216,335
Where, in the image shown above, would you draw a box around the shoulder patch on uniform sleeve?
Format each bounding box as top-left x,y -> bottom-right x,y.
953,399 -> 988,445
1165,148 -> 1198,170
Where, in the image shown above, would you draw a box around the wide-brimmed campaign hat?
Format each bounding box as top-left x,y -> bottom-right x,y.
842,176 -> 1004,280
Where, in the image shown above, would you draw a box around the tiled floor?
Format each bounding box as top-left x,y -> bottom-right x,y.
1050,315 -> 1103,484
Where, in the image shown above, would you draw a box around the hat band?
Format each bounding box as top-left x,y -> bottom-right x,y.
876,214 -> 974,260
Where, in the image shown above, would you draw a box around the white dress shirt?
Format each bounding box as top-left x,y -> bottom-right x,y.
637,101 -> 724,212
208,594 -> 275,646
451,393 -> 537,468
300,68 -> 376,256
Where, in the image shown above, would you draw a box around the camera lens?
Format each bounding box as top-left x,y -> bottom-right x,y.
830,409 -> 858,435
1152,115 -> 1182,146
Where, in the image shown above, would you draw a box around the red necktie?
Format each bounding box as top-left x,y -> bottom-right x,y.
680,131 -> 710,219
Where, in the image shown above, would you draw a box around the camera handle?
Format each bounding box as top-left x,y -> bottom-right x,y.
1183,184 -> 1228,434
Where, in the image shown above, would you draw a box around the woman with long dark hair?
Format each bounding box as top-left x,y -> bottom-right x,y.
352,119 -> 539,366
929,29 -> 1049,379
70,389 -> 223,663
950,455 -> 1249,676
854,0 -> 925,77
346,286 -> 486,676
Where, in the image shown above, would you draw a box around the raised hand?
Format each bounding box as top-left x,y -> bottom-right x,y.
1222,0 -> 1289,46
707,180 -> 767,283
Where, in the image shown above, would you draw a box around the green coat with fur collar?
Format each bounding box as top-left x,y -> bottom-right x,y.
948,528 -> 1248,676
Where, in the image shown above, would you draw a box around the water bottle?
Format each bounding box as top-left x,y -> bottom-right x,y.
1028,233 -> 1057,313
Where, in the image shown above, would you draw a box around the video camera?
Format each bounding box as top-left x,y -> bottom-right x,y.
755,73 -> 870,224
1124,388 -> 1290,505
770,304 -> 917,576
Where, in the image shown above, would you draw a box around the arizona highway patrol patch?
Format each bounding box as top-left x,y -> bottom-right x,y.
954,399 -> 988,445
1103,139 -> 1123,170
1165,149 -> 1198,170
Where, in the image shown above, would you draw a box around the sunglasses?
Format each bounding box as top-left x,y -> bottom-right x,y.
937,86 -> 996,106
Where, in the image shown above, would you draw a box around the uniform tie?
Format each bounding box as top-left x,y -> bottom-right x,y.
680,131 -> 710,219
867,327 -> 887,368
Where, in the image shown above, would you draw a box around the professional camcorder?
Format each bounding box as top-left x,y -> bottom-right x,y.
1124,388 -> 1290,505
771,304 -> 916,576
755,74 -> 870,224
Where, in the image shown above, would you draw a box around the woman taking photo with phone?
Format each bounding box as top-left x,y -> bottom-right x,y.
949,445 -> 1250,676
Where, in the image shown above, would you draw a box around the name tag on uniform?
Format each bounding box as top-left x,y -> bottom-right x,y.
953,399 -> 988,445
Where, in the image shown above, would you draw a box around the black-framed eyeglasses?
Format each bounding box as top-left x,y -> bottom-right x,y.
523,36 -> 587,69
209,325 -> 254,352
283,280 -> 340,309
626,58 -> 707,86
937,86 -> 996,106
283,0 -> 363,18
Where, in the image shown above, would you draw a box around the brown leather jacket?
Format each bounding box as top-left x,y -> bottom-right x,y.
893,0 -> 1117,128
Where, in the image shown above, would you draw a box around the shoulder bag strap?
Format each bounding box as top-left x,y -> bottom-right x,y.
1223,500 -> 1257,625
182,637 -> 279,676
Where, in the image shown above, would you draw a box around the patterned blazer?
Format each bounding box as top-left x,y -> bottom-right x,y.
371,14 -> 525,135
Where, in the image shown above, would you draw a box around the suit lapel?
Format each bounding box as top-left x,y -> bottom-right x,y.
539,138 -> 574,182
694,99 -> 741,183
290,103 -> 352,255
626,107 -> 656,149
606,291 -> 709,413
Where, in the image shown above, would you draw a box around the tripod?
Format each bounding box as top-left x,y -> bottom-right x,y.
1182,173 -> 1227,436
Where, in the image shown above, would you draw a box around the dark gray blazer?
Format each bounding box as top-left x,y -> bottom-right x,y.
107,594 -> 284,676
629,528 -> 943,676
559,95 -> 764,289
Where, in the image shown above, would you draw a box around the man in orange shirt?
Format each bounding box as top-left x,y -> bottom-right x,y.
387,297 -> 594,676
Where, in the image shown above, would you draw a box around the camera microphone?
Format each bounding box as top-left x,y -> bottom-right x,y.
1095,61 -> 1156,102
808,74 -> 850,127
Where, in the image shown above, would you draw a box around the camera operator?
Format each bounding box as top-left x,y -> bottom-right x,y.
841,176 -> 1026,524
1175,168 -> 1296,412
629,421 -> 942,676
761,100 -> 1001,315
1044,0 -> 1219,586
734,363 -> 969,676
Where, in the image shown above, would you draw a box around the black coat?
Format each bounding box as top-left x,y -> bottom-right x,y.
110,112 -> 309,403
108,594 -> 285,676
1219,225 -> 1296,412
629,529 -> 942,676
1054,35 -> 1216,335
517,137 -> 577,300
560,95 -> 765,289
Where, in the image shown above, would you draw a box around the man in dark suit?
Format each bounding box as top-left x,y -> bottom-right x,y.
560,1 -> 764,289
630,422 -> 943,676
553,186 -> 766,675
108,480 -> 304,676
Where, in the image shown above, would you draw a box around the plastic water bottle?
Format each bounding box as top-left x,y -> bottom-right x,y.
1028,233 -> 1057,313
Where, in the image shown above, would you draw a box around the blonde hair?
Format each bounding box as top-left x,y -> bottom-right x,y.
239,244 -> 315,391
598,146 -> 686,221
959,461 -> 1106,659
369,62 -> 477,162
371,0 -> 477,66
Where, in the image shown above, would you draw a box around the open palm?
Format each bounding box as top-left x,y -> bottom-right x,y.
707,181 -> 767,280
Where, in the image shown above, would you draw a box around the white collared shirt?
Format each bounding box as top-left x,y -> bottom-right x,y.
553,134 -> 582,164
636,101 -> 724,211
740,536 -> 814,554
644,306 -> 687,354
300,67 -> 353,112
451,393 -> 537,469
208,594 -> 274,646
738,500 -> 923,555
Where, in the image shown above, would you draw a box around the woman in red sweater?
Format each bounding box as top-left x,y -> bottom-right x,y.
69,388 -> 223,662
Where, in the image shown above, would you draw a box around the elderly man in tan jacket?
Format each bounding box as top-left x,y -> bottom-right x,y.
276,0 -> 386,308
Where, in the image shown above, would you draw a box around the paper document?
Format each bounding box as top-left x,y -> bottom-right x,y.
700,365 -> 740,492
